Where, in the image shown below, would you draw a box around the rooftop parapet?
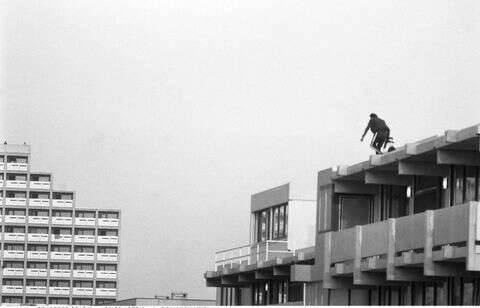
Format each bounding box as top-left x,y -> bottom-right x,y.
0,144 -> 31,154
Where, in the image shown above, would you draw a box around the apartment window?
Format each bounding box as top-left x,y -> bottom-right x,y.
29,209 -> 49,216
49,298 -> 69,305
98,229 -> 118,236
73,298 -> 93,305
74,263 -> 94,270
50,263 -> 70,270
25,297 -> 46,305
5,208 -> 26,216
414,176 -> 442,213
27,262 -> 47,269
3,243 -> 24,251
338,196 -> 373,229
3,261 -> 24,268
97,264 -> 117,271
52,227 -> 72,235
30,192 -> 49,199
5,226 -> 25,233
27,244 -> 48,252
51,245 -> 71,252
30,174 -> 50,182
73,281 -> 93,288
74,246 -> 94,253
49,280 -> 70,287
99,212 -> 119,219
3,279 -> 23,286
6,191 -> 26,198
26,279 -> 47,286
7,156 -> 27,163
96,281 -> 117,289
98,246 -> 118,254
6,173 -> 27,181
465,167 -> 478,202
28,227 -> 48,234
2,297 -> 22,304
76,211 -> 95,218
52,210 -> 72,217
75,228 -> 95,235
52,192 -> 73,200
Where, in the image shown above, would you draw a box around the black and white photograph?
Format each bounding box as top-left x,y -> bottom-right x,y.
1,1 -> 480,306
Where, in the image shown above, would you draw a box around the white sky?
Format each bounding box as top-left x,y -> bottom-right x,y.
1,0 -> 479,299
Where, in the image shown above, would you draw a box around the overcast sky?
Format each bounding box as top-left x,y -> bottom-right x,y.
1,0 -> 479,299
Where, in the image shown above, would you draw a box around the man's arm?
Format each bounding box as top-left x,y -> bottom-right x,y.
360,121 -> 371,141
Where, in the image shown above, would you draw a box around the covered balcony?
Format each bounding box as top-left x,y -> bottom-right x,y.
5,191 -> 27,206
29,173 -> 51,190
6,155 -> 28,172
52,192 -> 74,208
73,269 -> 95,279
29,192 -> 50,207
98,211 -> 120,227
5,173 -> 27,188
75,210 -> 96,226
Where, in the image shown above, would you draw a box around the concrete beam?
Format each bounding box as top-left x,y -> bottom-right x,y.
206,278 -> 222,287
221,276 -> 238,286
364,171 -> 412,186
238,273 -> 255,283
398,161 -> 450,177
437,150 -> 480,166
334,181 -> 380,195
273,266 -> 290,277
255,269 -> 273,280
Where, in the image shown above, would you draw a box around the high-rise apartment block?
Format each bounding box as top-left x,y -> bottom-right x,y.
0,144 -> 120,305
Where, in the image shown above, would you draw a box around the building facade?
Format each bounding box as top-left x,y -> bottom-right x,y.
206,123 -> 480,305
0,144 -> 120,305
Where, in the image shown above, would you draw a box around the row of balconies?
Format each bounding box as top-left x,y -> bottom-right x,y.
0,163 -> 29,172
0,181 -> 51,190
0,233 -> 118,244
2,251 -> 118,262
0,198 -> 73,208
0,215 -> 119,227
1,286 -> 117,296
2,268 -> 117,279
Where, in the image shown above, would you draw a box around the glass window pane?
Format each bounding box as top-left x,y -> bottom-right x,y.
340,197 -> 371,229
465,167 -> 477,202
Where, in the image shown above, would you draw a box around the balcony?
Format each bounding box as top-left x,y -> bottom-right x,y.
27,233 -> 49,242
50,252 -> 71,260
7,162 -> 28,171
4,215 -> 26,224
3,250 -> 25,259
0,162 -> 4,170
26,286 -> 47,295
98,218 -> 119,227
5,198 -> 26,206
96,270 -> 118,279
75,217 -> 96,226
50,234 -> 72,243
26,268 -> 48,277
74,252 -> 95,261
52,199 -> 73,208
28,198 -> 50,207
73,287 -> 94,296
2,268 -> 25,276
0,179 -> 4,187
95,288 -> 117,297
74,235 -> 95,244
49,269 -> 71,278
49,286 -> 70,295
96,253 -> 118,262
6,181 -> 27,189
2,286 -> 24,294
4,233 -> 26,241
73,270 -> 94,278
51,217 -> 72,225
28,216 -> 49,224
97,236 -> 119,244
215,240 -> 292,271
29,181 -> 51,190
27,251 -> 48,259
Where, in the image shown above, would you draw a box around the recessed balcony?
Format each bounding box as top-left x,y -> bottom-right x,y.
27,233 -> 49,242
96,253 -> 118,262
3,250 -> 25,259
98,218 -> 119,227
73,270 -> 94,278
74,252 -> 95,261
26,268 -> 48,276
5,198 -> 26,206
1,286 -> 24,294
95,288 -> 117,297
97,236 -> 119,244
96,270 -> 118,279
27,251 -> 48,260
2,268 -> 24,276
49,269 -> 71,278
25,286 -> 47,295
73,287 -> 94,296
50,252 -> 71,260
4,215 -> 26,224
49,286 -> 70,295
50,234 -> 72,243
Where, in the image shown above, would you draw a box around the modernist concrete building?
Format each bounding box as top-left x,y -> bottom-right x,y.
206,123 -> 480,305
0,144 -> 120,305
205,183 -> 317,305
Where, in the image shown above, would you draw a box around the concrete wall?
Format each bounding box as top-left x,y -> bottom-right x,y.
287,199 -> 316,251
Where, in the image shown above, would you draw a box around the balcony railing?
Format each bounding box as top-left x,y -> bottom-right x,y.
4,233 -> 26,241
26,268 -> 48,276
0,162 -> 4,171
49,286 -> 70,295
49,269 -> 71,278
2,286 -> 23,294
74,235 -> 95,244
50,251 -> 71,260
97,235 -> 119,244
7,162 -> 28,171
52,199 -> 73,208
27,251 -> 48,259
29,181 -> 51,190
6,180 -> 27,189
73,270 -> 94,278
2,268 -> 24,276
50,234 -> 72,243
95,288 -> 117,297
27,233 -> 49,242
96,270 -> 118,279
3,250 -> 25,259
98,218 -> 119,227
74,252 -> 95,261
214,240 -> 292,271
75,217 -> 96,226
73,287 -> 94,296
26,286 -> 47,294
51,217 -> 73,225
4,215 -> 26,224
97,253 -> 118,262
28,216 -> 50,224
5,198 -> 26,206
28,198 -> 50,207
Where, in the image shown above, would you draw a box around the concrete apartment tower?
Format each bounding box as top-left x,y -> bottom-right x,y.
205,124 -> 480,305
0,144 -> 120,305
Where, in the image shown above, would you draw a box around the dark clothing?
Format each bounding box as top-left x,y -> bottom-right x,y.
367,117 -> 389,133
372,129 -> 389,154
